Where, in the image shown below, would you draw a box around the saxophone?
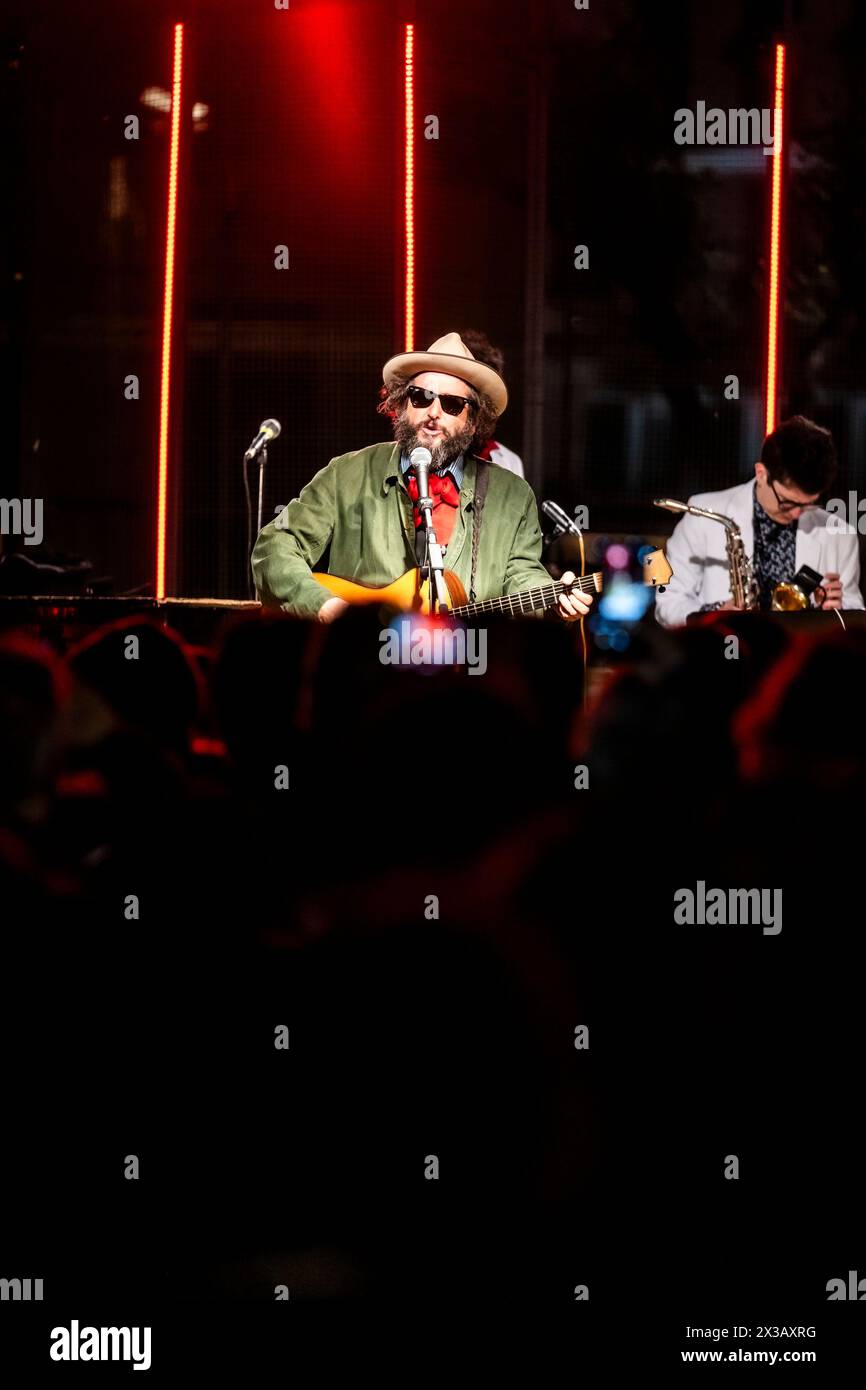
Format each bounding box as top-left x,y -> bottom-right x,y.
654,499 -> 759,609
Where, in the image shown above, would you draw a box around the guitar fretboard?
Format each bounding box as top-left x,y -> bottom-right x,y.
450,572 -> 601,619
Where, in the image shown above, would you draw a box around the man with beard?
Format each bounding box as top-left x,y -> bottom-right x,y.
252,332 -> 590,622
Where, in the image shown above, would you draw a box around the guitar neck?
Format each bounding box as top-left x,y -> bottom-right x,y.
450,572 -> 601,619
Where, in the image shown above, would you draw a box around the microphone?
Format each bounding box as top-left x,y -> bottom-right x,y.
409,445 -> 433,502
542,499 -> 583,536
244,418 -> 281,461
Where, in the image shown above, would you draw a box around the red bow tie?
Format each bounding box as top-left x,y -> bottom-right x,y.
406,470 -> 460,529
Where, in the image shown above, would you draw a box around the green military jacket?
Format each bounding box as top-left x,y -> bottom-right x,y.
251,440 -> 552,618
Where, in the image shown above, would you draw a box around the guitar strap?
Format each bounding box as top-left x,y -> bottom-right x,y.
469,458 -> 491,603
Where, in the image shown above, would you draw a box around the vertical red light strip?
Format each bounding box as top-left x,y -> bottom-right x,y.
765,43 -> 785,437
404,23 -> 415,352
156,22 -> 184,601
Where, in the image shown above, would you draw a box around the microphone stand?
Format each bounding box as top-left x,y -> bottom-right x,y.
244,442 -> 268,600
415,464 -> 451,615
256,443 -> 267,537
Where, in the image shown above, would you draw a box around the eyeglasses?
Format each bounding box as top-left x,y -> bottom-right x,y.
405,386 -> 475,417
768,478 -> 820,513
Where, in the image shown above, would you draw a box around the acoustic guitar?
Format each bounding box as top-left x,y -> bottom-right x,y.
310,545 -> 670,617
311,566 -> 601,617
311,548 -> 671,618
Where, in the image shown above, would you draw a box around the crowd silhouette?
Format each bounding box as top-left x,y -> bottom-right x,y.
0,606 -> 862,1304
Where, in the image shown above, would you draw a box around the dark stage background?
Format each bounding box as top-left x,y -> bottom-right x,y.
6,0 -> 866,595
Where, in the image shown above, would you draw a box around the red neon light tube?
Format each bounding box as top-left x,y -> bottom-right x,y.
156,22 -> 183,601
765,43 -> 785,437
404,24 -> 415,352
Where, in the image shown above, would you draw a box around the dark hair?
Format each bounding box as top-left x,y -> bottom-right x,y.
761,415 -> 837,495
376,377 -> 499,451
459,329 -> 505,379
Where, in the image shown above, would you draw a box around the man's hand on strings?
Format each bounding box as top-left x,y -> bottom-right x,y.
557,570 -> 593,622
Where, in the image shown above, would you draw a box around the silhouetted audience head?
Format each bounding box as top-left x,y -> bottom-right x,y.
67,618 -> 201,754
734,628 -> 866,794
0,632 -> 68,815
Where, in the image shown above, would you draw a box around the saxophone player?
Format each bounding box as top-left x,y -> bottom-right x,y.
655,416 -> 864,627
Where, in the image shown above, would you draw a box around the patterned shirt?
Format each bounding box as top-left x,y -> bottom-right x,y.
752,482 -> 797,611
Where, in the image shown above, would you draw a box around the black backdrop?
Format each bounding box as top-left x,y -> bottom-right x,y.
6,0 -> 866,596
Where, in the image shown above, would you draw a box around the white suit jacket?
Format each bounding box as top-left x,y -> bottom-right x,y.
655,479 -> 865,627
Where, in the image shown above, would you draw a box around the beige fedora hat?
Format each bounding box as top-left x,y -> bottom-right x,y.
383,331 -> 508,417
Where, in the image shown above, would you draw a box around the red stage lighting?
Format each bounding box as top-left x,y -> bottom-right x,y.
765,43 -> 785,437
156,22 -> 183,602
404,23 -> 415,352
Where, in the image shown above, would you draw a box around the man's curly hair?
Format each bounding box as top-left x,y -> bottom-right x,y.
376,377 -> 499,452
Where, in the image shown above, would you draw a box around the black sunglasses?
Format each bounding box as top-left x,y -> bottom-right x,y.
405,385 -> 476,417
